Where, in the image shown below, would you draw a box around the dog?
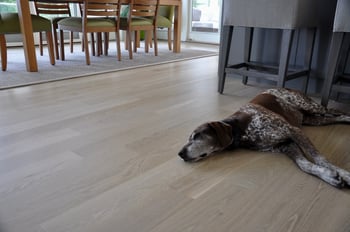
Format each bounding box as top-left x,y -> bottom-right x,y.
178,88 -> 350,188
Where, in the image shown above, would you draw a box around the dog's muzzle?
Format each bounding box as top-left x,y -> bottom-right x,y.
178,147 -> 208,162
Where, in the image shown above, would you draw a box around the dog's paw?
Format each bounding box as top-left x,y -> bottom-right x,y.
329,174 -> 346,189
325,167 -> 350,188
338,115 -> 350,123
321,170 -> 346,188
338,172 -> 350,188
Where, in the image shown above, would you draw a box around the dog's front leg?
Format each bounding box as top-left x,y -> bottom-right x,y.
276,143 -> 345,188
312,157 -> 350,187
291,129 -> 350,187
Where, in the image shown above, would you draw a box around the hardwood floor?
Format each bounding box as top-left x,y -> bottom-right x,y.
0,53 -> 350,232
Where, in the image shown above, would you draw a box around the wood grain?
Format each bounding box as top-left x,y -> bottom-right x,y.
0,47 -> 350,232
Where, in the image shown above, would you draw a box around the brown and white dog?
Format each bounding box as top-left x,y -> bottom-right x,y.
178,88 -> 350,188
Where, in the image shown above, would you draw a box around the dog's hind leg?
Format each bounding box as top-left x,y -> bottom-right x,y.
302,113 -> 350,126
275,142 -> 345,188
298,99 -> 350,125
290,129 -> 350,186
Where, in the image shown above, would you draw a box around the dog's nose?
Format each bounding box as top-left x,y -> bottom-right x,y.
178,148 -> 188,161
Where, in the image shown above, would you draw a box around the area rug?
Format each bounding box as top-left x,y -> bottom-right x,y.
0,42 -> 218,89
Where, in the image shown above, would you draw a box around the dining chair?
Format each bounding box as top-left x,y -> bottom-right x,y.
57,0 -> 121,65
155,5 -> 174,51
144,5 -> 174,51
321,0 -> 350,106
120,0 -> 160,59
34,1 -> 74,60
0,12 -> 55,71
78,3 -> 105,57
218,0 -> 323,94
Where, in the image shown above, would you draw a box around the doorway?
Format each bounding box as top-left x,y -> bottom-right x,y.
188,0 -> 221,44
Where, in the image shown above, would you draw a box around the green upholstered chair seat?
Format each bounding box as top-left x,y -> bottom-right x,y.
51,17 -> 70,25
0,13 -> 51,34
156,15 -> 172,28
157,5 -> 174,28
120,17 -> 153,27
58,17 -> 116,29
120,6 -> 172,28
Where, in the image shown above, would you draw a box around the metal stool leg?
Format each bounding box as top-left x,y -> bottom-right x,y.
301,28 -> 316,93
321,32 -> 344,107
277,29 -> 294,88
242,27 -> 254,85
218,25 -> 233,94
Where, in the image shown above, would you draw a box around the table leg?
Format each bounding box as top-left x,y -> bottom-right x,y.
16,0 -> 38,72
173,2 -> 182,53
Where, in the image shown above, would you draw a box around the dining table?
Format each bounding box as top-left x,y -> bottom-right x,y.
16,0 -> 182,72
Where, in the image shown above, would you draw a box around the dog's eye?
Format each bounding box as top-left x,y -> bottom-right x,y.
192,132 -> 201,140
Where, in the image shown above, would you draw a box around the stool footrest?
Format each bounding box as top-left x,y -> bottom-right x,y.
332,74 -> 350,93
225,62 -> 309,82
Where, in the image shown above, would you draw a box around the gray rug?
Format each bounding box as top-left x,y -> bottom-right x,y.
0,42 -> 218,89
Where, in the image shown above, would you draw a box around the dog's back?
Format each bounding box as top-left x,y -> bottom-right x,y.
249,89 -> 304,127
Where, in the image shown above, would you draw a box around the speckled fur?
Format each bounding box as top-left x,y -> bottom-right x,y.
179,88 -> 350,188
238,103 -> 297,151
263,88 -> 327,114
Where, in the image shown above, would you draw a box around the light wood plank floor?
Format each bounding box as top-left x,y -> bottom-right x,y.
1,50 -> 350,232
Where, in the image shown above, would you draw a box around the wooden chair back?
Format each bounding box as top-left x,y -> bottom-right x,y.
129,0 -> 159,23
34,1 -> 71,17
82,0 -> 120,19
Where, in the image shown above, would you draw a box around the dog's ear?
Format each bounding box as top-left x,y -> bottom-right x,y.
208,121 -> 233,149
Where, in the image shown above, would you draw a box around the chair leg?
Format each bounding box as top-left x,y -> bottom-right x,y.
104,32 -> 109,56
127,30 -> 133,59
153,28 -> 158,56
148,33 -> 153,49
83,33 -> 90,65
321,32 -> 344,107
144,31 -> 149,53
91,33 -> 95,56
115,31 -> 121,61
167,27 -> 172,51
82,34 -> 84,52
46,31 -> 55,65
59,29 -> 65,61
301,28 -> 316,93
242,27 -> 253,85
96,32 -> 102,56
145,30 -> 154,50
277,29 -> 294,88
218,25 -> 233,93
39,32 -> 44,56
124,32 -> 128,50
70,31 -> 74,53
136,31 -> 141,48
52,26 -> 60,60
0,34 -> 7,71
134,31 -> 139,53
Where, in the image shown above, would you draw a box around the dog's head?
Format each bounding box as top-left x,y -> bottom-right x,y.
178,121 -> 234,162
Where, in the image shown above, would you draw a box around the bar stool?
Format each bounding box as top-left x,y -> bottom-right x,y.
321,0 -> 350,107
218,0 -> 322,94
